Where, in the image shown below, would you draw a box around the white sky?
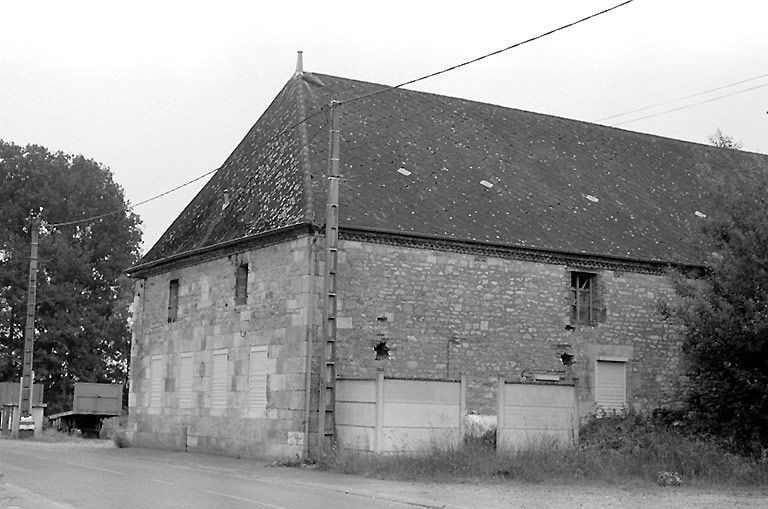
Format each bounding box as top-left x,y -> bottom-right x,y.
2,0 -> 767,253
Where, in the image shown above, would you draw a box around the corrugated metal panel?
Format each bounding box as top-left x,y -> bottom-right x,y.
211,350 -> 228,410
73,383 -> 122,415
179,354 -> 193,409
248,347 -> 267,417
150,356 -> 163,410
0,382 -> 44,405
595,361 -> 626,411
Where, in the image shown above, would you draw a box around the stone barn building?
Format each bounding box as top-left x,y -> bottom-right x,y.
126,60 -> 768,459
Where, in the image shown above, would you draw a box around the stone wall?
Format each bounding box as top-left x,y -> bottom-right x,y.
334,239 -> 684,416
128,235 -> 315,459
129,231 -> 687,458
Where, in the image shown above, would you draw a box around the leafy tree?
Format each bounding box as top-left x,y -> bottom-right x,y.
671,162 -> 768,455
0,141 -> 141,413
708,128 -> 743,150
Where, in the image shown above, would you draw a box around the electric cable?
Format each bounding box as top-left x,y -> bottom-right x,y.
595,71 -> 768,123
25,0 -> 636,230
39,105 -> 329,229
611,81 -> 768,126
338,0 -> 636,107
47,168 -> 218,228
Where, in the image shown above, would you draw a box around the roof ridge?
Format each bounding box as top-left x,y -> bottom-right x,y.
306,71 -> 768,157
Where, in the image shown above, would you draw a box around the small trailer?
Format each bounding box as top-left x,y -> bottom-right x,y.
48,383 -> 123,438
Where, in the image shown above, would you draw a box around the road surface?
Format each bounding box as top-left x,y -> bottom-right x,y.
0,439 -> 432,509
2,438 -> 768,508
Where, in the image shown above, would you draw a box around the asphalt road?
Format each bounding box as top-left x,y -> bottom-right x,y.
0,439 -> 440,509
4,438 -> 768,509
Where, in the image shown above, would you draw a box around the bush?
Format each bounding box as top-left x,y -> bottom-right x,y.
112,431 -> 131,449
100,414 -> 131,448
667,163 -> 768,456
578,410 -> 768,485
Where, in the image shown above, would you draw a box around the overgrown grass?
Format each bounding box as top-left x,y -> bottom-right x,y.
320,412 -> 768,486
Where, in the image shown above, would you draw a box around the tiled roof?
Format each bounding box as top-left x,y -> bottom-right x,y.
136,71 -> 768,269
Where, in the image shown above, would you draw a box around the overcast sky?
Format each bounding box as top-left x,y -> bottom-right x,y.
2,0 -> 767,253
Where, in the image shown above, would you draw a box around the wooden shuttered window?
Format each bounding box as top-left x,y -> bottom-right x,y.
150,355 -> 163,412
595,360 -> 626,412
248,346 -> 268,417
211,349 -> 228,410
571,272 -> 592,323
570,271 -> 605,325
179,353 -> 194,409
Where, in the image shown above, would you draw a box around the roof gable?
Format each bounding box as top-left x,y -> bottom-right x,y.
137,71 -> 768,269
142,77 -> 312,263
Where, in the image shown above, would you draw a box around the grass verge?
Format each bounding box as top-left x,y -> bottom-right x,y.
320,413 -> 768,486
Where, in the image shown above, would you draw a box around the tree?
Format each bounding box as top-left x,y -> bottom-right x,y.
671,162 -> 768,454
708,128 -> 743,150
0,141 -> 141,413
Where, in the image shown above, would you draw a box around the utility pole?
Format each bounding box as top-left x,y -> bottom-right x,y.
318,101 -> 341,454
17,217 -> 39,438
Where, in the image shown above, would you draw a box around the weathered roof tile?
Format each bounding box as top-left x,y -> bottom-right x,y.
138,71 -> 768,268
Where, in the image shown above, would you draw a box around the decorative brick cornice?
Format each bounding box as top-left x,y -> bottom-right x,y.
128,222 -> 703,279
127,223 -> 316,278
339,227 -> 702,276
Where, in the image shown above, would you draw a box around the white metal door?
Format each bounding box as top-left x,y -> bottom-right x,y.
595,360 -> 626,412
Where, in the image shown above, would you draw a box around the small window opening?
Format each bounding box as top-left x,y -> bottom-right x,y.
168,279 -> 179,323
570,272 -> 594,324
235,264 -> 248,306
374,340 -> 390,360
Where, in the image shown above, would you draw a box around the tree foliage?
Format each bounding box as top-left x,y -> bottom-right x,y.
0,140 -> 141,413
708,128 -> 743,150
672,161 -> 768,454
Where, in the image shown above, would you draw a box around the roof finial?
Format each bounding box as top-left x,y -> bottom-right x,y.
295,50 -> 303,75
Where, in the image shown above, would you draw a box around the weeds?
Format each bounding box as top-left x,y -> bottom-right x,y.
321,411 -> 768,486
36,427 -> 86,442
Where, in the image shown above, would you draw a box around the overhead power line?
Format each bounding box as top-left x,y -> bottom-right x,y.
47,168 -> 220,228
610,81 -> 768,127
595,71 -> 768,123
43,106 -> 329,229
340,0 -> 636,106
41,0 -> 635,229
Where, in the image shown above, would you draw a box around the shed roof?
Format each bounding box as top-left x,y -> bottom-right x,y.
134,71 -> 768,271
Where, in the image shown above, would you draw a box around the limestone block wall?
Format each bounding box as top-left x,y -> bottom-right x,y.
334,239 -> 684,416
129,235 -> 314,459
